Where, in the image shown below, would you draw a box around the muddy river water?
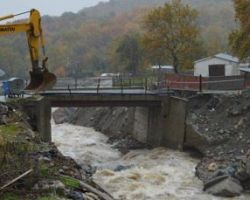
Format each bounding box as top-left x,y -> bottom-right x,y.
52,121 -> 250,200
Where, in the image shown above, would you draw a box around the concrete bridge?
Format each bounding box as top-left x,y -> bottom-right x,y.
21,89 -> 187,150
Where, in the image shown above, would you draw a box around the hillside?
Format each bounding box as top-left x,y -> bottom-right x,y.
0,0 -> 236,78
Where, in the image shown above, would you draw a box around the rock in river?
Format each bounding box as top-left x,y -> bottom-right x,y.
204,176 -> 243,197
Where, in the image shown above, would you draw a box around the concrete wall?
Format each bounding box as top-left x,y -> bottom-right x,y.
161,97 -> 187,150
147,106 -> 164,146
132,107 -> 148,143
132,96 -> 187,150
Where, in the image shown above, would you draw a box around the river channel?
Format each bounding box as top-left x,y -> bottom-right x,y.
52,120 -> 250,200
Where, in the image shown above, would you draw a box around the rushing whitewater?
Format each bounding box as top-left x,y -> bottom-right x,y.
52,120 -> 250,200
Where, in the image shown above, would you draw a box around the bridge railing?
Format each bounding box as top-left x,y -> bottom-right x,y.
112,76 -> 158,90
52,76 -> 158,94
54,76 -> 157,89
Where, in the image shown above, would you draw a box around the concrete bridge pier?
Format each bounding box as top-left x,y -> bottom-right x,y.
20,97 -> 51,142
133,97 -> 187,150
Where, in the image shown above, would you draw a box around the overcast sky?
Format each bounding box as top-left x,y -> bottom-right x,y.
0,0 -> 109,16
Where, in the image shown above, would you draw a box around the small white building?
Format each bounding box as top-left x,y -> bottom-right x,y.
194,53 -> 240,77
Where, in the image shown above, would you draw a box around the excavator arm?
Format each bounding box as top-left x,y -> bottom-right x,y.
0,9 -> 56,91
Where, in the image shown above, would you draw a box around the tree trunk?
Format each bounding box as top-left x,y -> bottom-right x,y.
172,54 -> 179,74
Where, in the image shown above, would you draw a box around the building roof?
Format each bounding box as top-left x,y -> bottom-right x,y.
240,68 -> 250,73
215,53 -> 239,63
151,65 -> 173,69
195,53 -> 239,64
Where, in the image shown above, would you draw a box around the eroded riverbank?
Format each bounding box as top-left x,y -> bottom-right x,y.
52,121 -> 250,200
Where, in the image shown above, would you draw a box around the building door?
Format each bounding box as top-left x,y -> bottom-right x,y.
209,65 -> 225,77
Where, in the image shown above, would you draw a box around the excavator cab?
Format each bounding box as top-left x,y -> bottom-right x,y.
0,9 -> 56,91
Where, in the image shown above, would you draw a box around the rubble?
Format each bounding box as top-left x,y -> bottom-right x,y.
187,91 -> 250,197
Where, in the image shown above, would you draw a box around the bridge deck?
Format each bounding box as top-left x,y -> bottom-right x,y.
38,89 -> 165,107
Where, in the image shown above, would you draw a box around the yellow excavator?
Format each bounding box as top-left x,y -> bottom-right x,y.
0,9 -> 56,91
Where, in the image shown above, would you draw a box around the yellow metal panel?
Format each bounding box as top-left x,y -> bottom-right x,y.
0,24 -> 30,35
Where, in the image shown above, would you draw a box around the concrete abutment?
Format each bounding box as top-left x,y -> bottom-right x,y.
133,97 -> 187,150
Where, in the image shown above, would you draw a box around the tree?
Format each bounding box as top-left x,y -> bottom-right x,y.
109,33 -> 144,75
229,0 -> 250,60
142,0 -> 201,73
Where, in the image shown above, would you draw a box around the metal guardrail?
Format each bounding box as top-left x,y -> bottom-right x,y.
53,76 -> 157,95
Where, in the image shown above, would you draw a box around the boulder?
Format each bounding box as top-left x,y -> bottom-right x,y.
205,176 -> 243,197
184,123 -> 209,153
68,191 -> 86,200
208,162 -> 218,172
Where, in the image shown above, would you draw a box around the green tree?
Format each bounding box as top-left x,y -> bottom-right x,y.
142,0 -> 201,73
229,0 -> 250,60
110,33 -> 144,75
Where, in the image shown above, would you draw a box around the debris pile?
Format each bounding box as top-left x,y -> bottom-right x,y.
187,91 -> 250,197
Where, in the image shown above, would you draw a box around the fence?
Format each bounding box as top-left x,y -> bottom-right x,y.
163,74 -> 246,91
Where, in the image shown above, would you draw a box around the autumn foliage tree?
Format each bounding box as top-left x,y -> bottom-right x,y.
142,0 -> 201,73
109,33 -> 145,75
229,0 -> 250,60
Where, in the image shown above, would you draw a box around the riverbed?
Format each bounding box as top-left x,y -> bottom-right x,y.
52,121 -> 250,200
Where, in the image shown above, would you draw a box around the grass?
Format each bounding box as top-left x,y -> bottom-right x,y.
0,123 -> 23,147
1,193 -> 20,200
38,162 -> 60,179
0,124 -> 20,137
59,175 -> 81,189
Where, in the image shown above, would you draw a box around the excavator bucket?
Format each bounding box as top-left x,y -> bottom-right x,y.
25,69 -> 56,91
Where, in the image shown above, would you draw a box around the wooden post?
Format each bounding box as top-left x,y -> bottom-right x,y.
75,77 -> 77,89
120,77 -> 123,94
244,73 -> 247,89
145,78 -> 148,94
97,78 -> 100,94
199,74 -> 202,93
